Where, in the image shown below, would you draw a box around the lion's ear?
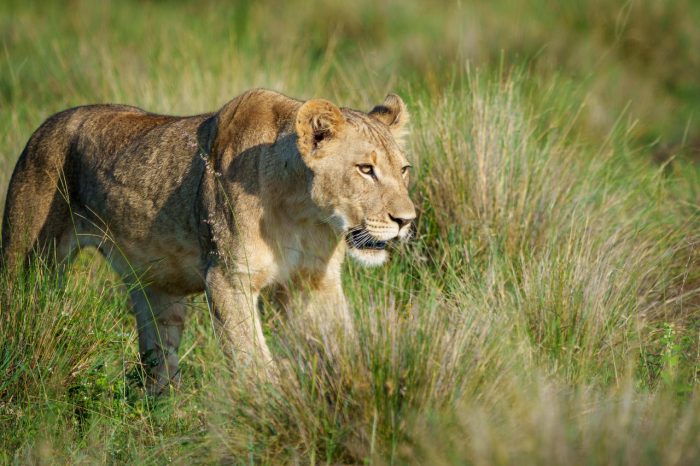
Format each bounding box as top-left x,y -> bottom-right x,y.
369,93 -> 410,143
296,99 -> 345,156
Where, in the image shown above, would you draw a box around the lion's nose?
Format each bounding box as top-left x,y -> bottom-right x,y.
389,213 -> 415,229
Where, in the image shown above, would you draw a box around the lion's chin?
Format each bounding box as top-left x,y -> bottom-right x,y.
348,247 -> 388,267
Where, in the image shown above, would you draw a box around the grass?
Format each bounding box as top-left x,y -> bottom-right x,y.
1,0 -> 700,464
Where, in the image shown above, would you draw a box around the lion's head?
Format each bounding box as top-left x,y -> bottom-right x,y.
295,94 -> 416,266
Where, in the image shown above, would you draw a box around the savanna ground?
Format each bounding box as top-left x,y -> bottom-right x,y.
1,0 -> 700,464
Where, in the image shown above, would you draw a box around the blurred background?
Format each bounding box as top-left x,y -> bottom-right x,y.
1,0 -> 698,161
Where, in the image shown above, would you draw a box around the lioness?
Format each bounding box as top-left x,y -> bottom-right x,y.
1,89 -> 416,393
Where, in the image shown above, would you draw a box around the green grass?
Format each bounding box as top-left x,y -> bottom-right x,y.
1,0 -> 700,464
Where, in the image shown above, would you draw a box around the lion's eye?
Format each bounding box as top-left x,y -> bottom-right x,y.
358,164 -> 375,177
401,165 -> 411,176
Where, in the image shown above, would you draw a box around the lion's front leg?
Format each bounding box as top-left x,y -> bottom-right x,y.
205,265 -> 275,377
291,274 -> 355,352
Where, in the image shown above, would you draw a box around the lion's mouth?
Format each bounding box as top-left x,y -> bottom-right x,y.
346,228 -> 388,251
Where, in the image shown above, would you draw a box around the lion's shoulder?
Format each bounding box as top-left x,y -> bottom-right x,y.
211,89 -> 302,154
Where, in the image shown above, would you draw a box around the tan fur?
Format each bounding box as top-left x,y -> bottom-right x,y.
0,89 -> 416,393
